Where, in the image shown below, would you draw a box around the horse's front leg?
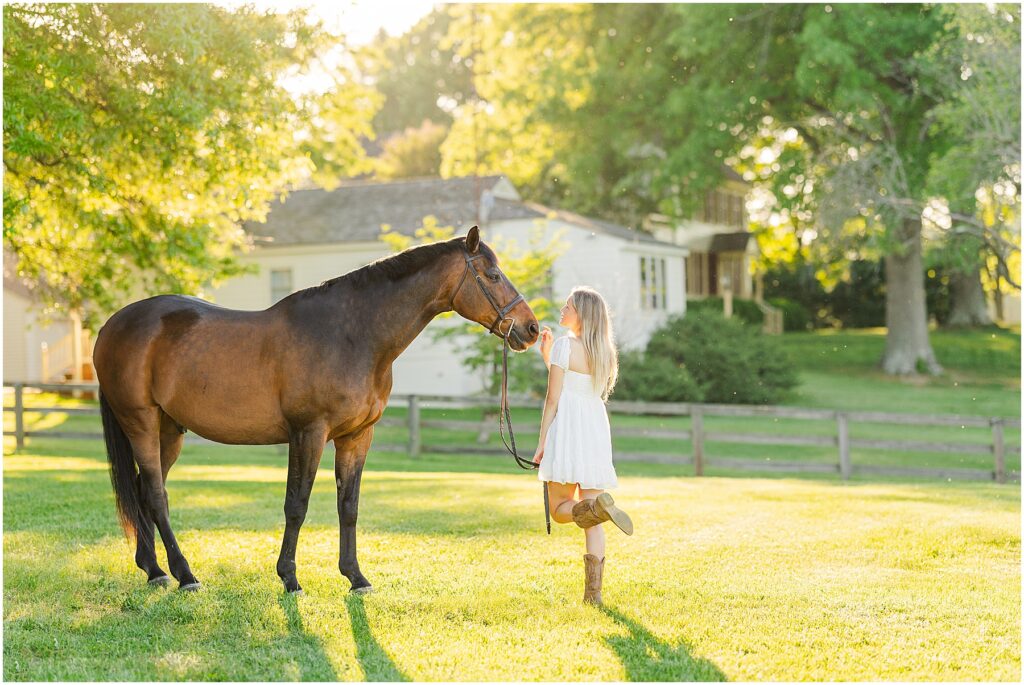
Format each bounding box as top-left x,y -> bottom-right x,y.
276,423 -> 328,593
335,426 -> 373,593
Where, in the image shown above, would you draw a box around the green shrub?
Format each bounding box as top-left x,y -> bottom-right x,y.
827,260 -> 886,328
642,309 -> 799,404
767,296 -> 813,332
686,297 -> 764,327
611,349 -> 705,402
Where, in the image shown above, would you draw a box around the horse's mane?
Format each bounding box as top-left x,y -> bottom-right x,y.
310,238 -> 468,294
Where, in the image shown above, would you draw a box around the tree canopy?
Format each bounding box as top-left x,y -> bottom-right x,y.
428,3 -> 1020,372
357,7 -> 471,137
3,3 -> 378,327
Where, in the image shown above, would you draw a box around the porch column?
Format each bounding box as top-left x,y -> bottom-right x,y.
71,309 -> 83,384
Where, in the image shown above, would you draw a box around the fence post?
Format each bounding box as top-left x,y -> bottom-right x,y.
691,404 -> 704,476
837,411 -> 851,480
991,417 -> 1006,484
407,395 -> 421,459
14,382 -> 25,450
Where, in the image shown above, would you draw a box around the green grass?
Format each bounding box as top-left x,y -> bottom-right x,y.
778,325 -> 1021,380
3,438 -> 1020,681
3,326 -> 1021,679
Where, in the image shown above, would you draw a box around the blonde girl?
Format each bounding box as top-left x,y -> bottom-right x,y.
532,286 -> 633,606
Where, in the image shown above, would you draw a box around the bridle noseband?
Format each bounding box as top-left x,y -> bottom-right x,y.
449,248 -> 525,339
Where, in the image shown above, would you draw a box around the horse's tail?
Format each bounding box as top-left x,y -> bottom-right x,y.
100,391 -> 147,544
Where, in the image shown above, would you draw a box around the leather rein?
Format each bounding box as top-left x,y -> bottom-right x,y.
449,247 -> 552,534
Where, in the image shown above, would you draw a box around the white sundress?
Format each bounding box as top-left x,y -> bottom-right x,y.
537,335 -> 619,490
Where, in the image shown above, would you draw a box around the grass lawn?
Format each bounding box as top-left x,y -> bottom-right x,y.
3,438 -> 1020,681
3,323 -> 1020,679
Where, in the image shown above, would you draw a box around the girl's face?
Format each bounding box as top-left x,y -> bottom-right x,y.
559,295 -> 580,333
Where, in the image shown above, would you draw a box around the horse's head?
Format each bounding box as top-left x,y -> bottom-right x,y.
450,226 -> 540,351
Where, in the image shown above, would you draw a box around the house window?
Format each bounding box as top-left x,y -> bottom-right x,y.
640,255 -> 667,310
685,255 -> 700,296
270,268 -> 293,303
701,190 -> 746,228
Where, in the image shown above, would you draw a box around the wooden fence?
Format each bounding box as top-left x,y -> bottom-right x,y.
4,382 -> 1021,483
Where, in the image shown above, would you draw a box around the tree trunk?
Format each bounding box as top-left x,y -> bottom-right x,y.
946,265 -> 993,327
881,218 -> 943,375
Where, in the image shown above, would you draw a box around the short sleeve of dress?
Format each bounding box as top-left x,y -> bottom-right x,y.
550,336 -> 571,370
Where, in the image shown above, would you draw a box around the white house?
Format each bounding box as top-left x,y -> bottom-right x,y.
208,175 -> 689,396
3,252 -> 92,383
645,168 -> 762,300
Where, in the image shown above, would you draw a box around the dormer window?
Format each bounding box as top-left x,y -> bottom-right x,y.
701,189 -> 745,228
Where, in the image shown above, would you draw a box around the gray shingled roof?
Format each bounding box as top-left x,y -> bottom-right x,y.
244,175 -> 676,248
245,176 -> 532,245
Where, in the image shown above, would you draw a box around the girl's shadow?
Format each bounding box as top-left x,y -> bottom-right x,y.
601,606 -> 727,682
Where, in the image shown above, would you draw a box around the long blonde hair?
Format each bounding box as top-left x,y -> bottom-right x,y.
570,286 -> 619,402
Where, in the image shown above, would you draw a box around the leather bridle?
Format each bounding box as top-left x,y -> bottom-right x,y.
449,248 -> 525,339
449,246 -> 551,534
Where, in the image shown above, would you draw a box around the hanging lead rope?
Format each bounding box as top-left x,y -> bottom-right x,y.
452,244 -> 550,535
496,316 -> 550,535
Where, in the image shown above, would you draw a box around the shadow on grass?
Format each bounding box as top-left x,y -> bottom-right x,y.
601,606 -> 727,682
278,593 -> 338,680
345,593 -> 408,682
3,561 -> 339,680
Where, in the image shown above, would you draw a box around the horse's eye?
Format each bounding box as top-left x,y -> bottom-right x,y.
488,272 -> 500,282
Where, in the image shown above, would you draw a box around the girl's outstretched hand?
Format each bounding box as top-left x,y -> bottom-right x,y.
532,444 -> 544,464
539,326 -> 554,360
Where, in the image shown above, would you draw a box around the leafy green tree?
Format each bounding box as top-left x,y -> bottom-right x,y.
920,3 -> 1020,327
3,3 -> 378,328
381,216 -> 567,397
357,7 -> 472,136
440,4 -> 595,202
375,120 -> 447,179
448,4 -> 985,374
658,4 -> 964,374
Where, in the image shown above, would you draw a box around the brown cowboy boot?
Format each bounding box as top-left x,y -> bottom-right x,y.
572,493 -> 633,535
583,554 -> 604,605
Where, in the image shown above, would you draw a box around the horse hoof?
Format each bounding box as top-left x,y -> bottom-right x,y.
288,587 -> 304,596
179,582 -> 202,592
148,575 -> 172,587
350,585 -> 374,595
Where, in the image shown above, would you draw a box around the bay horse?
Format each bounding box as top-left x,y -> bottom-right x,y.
94,226 -> 539,593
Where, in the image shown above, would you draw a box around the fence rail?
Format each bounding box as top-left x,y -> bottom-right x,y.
4,382 -> 1020,484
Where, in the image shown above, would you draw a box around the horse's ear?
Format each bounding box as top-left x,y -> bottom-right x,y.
466,225 -> 480,254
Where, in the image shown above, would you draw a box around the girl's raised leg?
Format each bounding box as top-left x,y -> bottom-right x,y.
546,481 -> 579,524
579,488 -> 606,557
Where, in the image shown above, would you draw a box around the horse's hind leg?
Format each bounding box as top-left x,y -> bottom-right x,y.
134,471 -> 169,585
138,413 -> 186,586
134,409 -> 184,585
123,408 -> 200,590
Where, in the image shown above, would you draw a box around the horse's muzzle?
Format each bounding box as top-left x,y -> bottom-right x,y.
506,320 -> 539,351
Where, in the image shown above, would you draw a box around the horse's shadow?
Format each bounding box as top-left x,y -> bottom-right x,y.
601,606 -> 727,682
344,593 -> 408,681
270,593 -> 336,680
